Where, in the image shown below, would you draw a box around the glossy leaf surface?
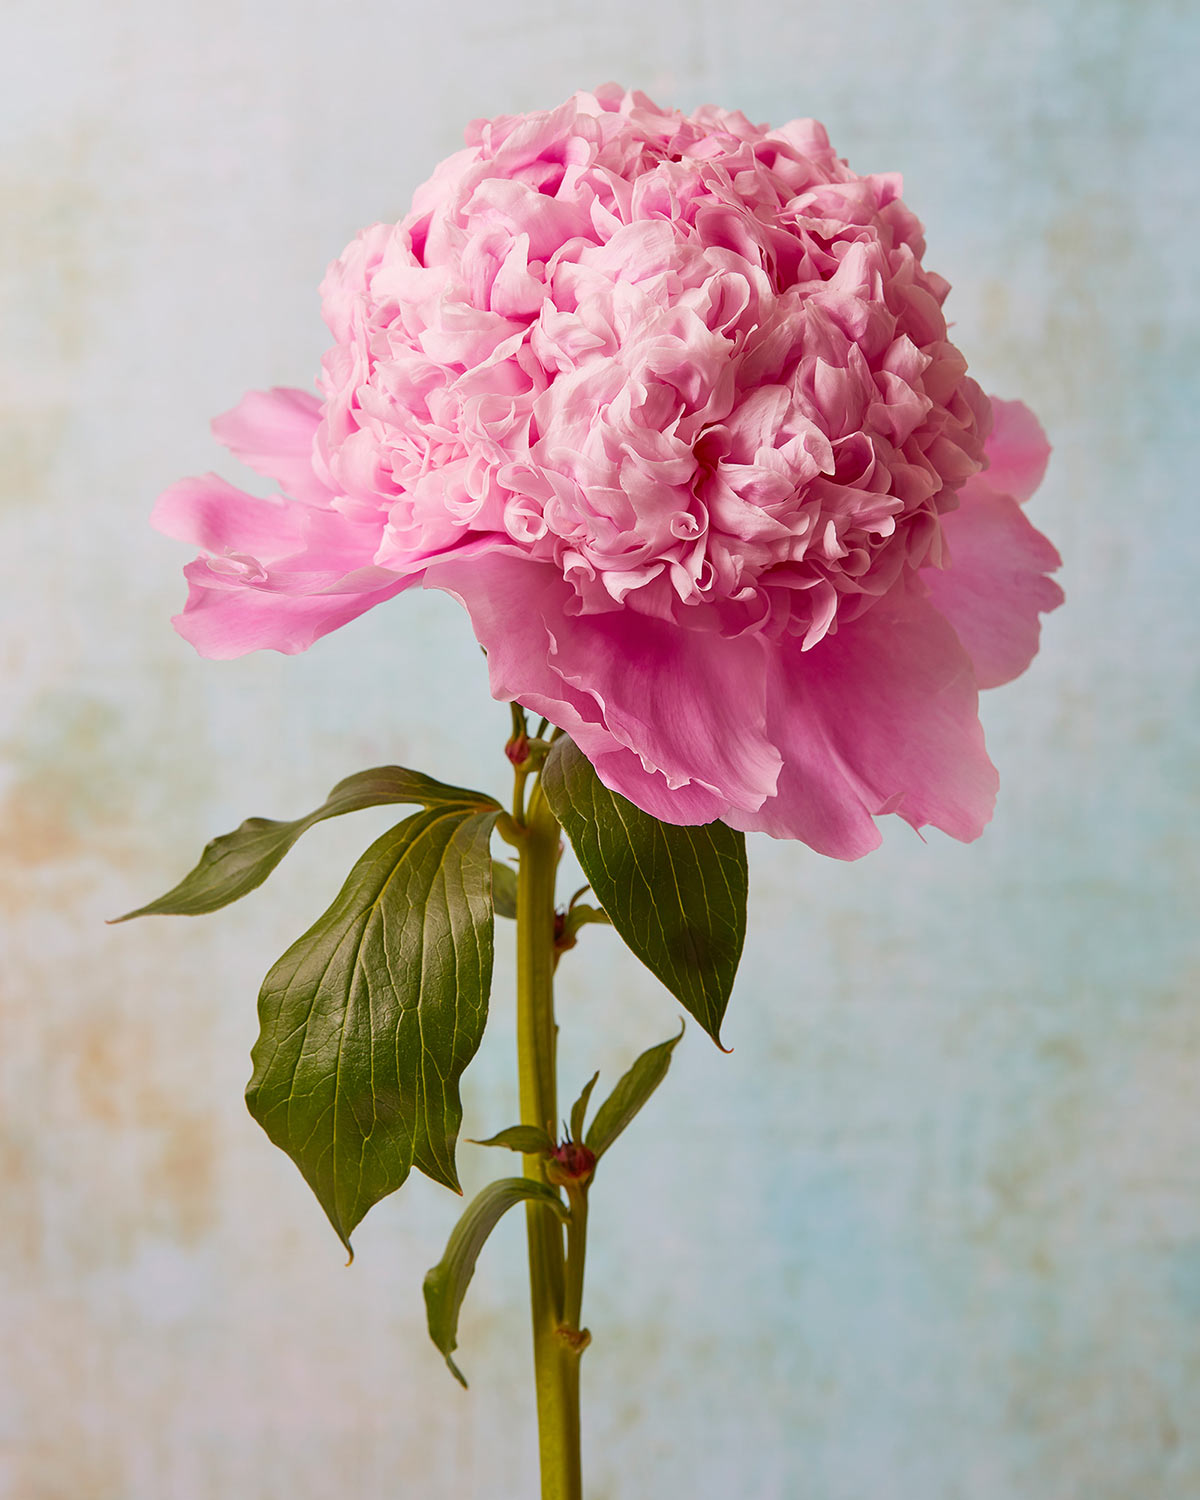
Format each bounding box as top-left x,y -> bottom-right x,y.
541,737 -> 747,1043
245,805 -> 498,1249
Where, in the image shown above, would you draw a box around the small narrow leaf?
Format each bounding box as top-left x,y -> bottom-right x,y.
541,737 -> 747,1043
585,1023 -> 685,1160
491,859 -> 518,920
114,766 -> 500,920
424,1177 -> 569,1386
562,904 -> 611,943
470,1125 -> 554,1155
568,1071 -> 600,1142
245,804 -> 499,1249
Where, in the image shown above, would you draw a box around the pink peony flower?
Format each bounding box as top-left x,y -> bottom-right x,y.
154,86 -> 1062,859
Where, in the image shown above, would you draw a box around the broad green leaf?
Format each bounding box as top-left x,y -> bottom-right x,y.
424,1177 -> 569,1386
585,1024 -> 684,1160
469,1125 -> 554,1155
568,1071 -> 600,1142
245,804 -> 499,1250
114,767 -> 500,921
541,737 -> 747,1043
491,859 -> 518,919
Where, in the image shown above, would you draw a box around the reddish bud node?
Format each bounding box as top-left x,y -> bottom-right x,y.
546,1140 -> 595,1187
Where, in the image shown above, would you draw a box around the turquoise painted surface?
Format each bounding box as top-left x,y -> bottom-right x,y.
1,1 -> 1197,1495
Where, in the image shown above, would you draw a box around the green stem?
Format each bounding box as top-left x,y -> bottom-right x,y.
516,778 -> 582,1500
563,1185 -> 589,1335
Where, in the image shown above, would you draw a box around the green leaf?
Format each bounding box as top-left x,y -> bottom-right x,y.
245,804 -> 499,1250
469,1125 -> 554,1155
424,1177 -> 569,1386
490,859 -> 518,920
585,1023 -> 684,1160
114,767 -> 500,921
541,737 -> 747,1044
562,903 -> 610,943
568,1071 -> 600,1142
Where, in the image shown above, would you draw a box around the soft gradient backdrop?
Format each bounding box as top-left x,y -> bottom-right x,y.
3,2 -> 1197,1496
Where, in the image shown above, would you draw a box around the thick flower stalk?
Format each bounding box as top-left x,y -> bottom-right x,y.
154,86 -> 1060,857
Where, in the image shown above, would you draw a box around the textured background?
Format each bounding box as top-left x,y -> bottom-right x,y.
3,2 -> 1198,1496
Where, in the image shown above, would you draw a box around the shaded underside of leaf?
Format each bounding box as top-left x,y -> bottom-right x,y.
541,737 -> 747,1043
424,1176 -> 569,1386
245,804 -> 499,1249
115,766 -> 500,920
490,858 -> 519,920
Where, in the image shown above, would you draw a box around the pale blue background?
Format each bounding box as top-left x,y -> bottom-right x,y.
2,2 -> 1198,1496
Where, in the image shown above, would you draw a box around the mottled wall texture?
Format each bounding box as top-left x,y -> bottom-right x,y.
3,1 -> 1197,1496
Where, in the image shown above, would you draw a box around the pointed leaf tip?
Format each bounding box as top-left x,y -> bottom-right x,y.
568,1071 -> 601,1143
469,1125 -> 554,1155
116,766 -> 500,921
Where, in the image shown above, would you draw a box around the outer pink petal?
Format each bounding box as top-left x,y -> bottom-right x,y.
170,564 -> 414,659
547,605 -> 781,813
210,387 -> 331,505
982,397 -> 1050,503
152,475 -> 308,560
925,485 -> 1064,689
153,473 -> 412,659
721,714 -> 883,859
735,584 -> 998,855
425,554 -> 645,790
586,747 -> 730,824
427,552 -> 781,818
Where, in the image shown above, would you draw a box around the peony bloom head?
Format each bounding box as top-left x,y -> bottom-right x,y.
154,86 -> 1062,858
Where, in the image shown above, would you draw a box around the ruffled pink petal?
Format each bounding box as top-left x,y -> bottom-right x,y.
170,563 -> 414,659
734,584 -> 998,854
982,398 -> 1050,504
210,387 -> 331,506
427,552 -> 781,816
925,485 -> 1064,689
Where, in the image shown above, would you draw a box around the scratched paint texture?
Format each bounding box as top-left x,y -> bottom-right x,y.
2,1 -> 1197,1495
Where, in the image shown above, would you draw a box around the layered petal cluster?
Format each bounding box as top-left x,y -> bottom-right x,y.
155,87 -> 1062,858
